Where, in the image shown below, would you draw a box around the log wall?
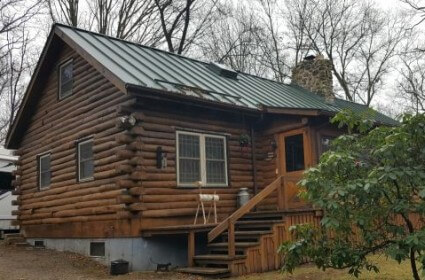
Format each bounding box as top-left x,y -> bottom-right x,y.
12,38 -> 343,238
13,43 -> 141,237
131,99 -> 257,228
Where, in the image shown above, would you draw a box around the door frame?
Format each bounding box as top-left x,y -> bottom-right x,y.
276,126 -> 313,210
277,126 -> 312,177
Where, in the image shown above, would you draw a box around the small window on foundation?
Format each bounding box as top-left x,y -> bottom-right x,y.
34,240 -> 45,247
90,242 -> 105,257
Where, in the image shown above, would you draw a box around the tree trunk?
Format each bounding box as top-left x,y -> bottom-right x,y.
410,248 -> 421,280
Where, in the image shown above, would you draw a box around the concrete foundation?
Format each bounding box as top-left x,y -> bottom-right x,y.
27,234 -> 206,271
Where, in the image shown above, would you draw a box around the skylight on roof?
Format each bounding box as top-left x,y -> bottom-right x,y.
208,62 -> 238,80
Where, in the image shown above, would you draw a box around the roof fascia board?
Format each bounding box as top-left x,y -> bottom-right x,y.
54,27 -> 127,94
264,107 -> 323,116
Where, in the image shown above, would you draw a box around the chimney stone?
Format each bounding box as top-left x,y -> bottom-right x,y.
291,55 -> 334,103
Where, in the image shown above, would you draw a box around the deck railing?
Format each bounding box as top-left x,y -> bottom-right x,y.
207,176 -> 284,257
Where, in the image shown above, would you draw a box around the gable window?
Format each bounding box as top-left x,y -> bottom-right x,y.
177,131 -> 228,187
59,60 -> 73,99
78,139 -> 94,181
38,154 -> 51,190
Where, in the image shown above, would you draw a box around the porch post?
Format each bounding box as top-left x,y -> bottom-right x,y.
277,177 -> 285,210
188,231 -> 195,267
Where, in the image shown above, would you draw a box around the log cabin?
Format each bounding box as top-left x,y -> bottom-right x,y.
4,24 -> 396,277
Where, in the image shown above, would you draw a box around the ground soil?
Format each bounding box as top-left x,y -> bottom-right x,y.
0,241 -> 413,280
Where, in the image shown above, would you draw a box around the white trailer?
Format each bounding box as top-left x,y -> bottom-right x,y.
0,148 -> 18,237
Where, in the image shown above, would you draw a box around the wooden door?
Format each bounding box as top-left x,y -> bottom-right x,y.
277,127 -> 312,210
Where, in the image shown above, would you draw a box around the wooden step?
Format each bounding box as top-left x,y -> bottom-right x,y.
235,219 -> 282,229
235,230 -> 273,236
242,211 -> 285,220
221,230 -> 273,237
177,267 -> 230,276
193,254 -> 246,265
236,219 -> 282,225
208,242 -> 259,249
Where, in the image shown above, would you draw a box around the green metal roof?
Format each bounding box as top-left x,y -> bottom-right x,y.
56,24 -> 397,125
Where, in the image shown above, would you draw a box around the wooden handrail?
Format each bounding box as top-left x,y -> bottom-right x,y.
208,176 -> 283,242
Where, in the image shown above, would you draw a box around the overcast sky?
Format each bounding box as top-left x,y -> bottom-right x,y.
18,0 -> 425,117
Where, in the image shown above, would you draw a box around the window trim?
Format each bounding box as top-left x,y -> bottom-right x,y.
176,130 -> 228,187
38,153 -> 51,190
77,138 -> 94,182
58,59 -> 73,100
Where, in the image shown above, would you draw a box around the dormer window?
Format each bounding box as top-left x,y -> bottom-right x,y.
59,60 -> 73,99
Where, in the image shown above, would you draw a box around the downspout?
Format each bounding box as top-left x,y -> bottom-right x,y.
250,113 -> 264,196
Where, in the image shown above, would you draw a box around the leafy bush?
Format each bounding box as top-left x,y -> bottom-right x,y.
279,111 -> 425,280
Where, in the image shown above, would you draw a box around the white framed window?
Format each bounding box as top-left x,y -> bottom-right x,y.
59,59 -> 73,99
38,153 -> 51,190
176,131 -> 228,187
77,139 -> 94,182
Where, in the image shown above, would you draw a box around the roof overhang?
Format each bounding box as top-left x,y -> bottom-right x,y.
262,106 -> 336,117
126,84 -> 261,117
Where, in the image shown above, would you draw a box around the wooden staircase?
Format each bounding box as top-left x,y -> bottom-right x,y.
177,177 -> 291,277
178,211 -> 287,277
177,176 -> 322,277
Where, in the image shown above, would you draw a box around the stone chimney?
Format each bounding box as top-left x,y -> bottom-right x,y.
291,54 -> 334,103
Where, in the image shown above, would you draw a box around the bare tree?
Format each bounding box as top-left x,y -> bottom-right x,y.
286,0 -> 411,106
0,0 -> 40,143
398,49 -> 425,113
400,0 -> 425,26
198,3 -> 269,76
154,0 -> 222,54
114,0 -> 162,45
255,0 -> 289,82
45,0 -> 80,27
87,0 -> 162,46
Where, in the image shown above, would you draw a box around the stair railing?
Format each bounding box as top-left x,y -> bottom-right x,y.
208,176 -> 284,257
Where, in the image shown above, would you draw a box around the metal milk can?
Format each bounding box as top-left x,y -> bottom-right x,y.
237,188 -> 251,208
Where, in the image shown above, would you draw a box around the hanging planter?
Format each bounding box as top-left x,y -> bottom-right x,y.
238,134 -> 251,147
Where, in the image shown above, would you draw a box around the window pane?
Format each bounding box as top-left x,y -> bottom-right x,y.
80,142 -> 93,160
40,171 -> 51,188
61,63 -> 73,84
285,134 -> 305,172
178,134 -> 200,158
79,141 -> 94,180
39,155 -> 51,188
80,160 -> 94,179
205,137 -> 224,160
60,62 -> 73,97
206,161 -> 226,184
179,158 -> 200,183
40,156 -> 50,173
90,242 -> 105,257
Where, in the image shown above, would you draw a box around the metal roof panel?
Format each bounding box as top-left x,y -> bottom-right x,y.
56,25 -> 396,125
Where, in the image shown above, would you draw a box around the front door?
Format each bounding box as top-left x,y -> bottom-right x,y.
278,127 -> 312,209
